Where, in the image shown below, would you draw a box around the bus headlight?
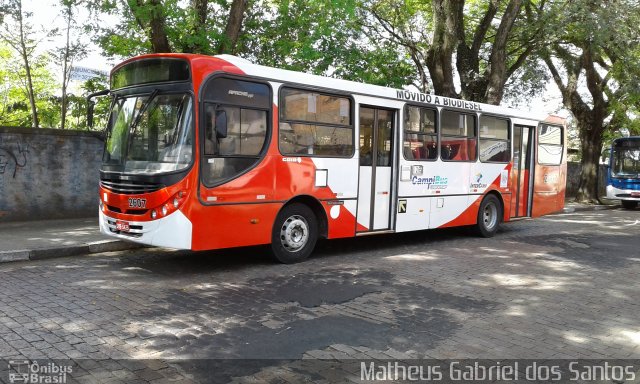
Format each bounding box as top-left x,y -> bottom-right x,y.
173,198 -> 179,208
151,210 -> 157,219
161,205 -> 168,216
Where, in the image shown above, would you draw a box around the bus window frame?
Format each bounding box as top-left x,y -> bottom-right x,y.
402,104 -> 438,162
439,109 -> 478,163
198,74 -> 273,189
478,114 -> 512,164
101,85 -> 197,186
537,124 -> 564,166
278,86 -> 355,159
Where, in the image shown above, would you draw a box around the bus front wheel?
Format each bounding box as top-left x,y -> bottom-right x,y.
476,195 -> 502,237
271,203 -> 318,263
621,200 -> 638,210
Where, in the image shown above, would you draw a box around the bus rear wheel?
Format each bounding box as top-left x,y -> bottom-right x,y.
271,203 -> 318,264
476,195 -> 502,238
621,200 -> 638,210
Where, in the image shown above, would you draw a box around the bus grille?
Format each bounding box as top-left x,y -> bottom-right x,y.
105,217 -> 144,238
100,180 -> 164,195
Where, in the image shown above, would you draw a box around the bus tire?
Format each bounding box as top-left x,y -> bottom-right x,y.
476,195 -> 502,238
621,200 -> 638,209
271,203 -> 318,264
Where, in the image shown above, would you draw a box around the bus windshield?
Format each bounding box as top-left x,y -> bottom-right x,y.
612,142 -> 640,178
103,92 -> 193,174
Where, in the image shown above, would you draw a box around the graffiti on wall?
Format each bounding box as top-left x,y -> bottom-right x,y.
0,135 -> 29,178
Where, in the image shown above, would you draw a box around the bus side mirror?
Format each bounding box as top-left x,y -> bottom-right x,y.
215,110 -> 228,139
86,89 -> 110,129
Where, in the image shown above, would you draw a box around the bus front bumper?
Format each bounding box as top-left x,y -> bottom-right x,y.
99,209 -> 193,249
606,185 -> 640,201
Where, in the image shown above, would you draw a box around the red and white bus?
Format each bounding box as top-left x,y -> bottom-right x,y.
91,54 -> 567,263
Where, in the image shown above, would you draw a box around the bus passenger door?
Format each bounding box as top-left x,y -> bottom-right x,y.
510,125 -> 534,218
357,107 -> 395,232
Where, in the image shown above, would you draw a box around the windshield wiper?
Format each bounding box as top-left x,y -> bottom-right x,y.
129,89 -> 160,133
122,89 -> 160,164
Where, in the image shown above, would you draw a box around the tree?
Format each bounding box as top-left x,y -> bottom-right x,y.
53,0 -> 87,129
0,44 -> 59,127
217,0 -> 249,54
86,0 -> 251,56
366,0 -> 547,104
85,0 -> 413,87
0,0 -> 43,127
541,0 -> 640,202
243,0 -> 414,87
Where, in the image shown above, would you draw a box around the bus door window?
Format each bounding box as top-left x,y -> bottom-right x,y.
376,110 -> 393,166
511,125 -> 536,217
359,108 -> 374,166
537,125 -> 563,165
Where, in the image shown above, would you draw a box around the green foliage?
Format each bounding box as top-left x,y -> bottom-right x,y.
81,75 -> 111,131
85,0 -> 234,56
247,0 -> 415,86
0,43 -> 60,127
541,0 -> 640,201
83,0 -> 415,87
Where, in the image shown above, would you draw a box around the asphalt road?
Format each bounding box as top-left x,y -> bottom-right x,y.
0,208 -> 639,383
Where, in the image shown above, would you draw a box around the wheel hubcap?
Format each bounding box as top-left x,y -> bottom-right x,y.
280,215 -> 309,252
483,203 -> 498,230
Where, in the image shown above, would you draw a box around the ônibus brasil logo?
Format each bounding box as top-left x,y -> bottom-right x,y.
7,360 -> 73,384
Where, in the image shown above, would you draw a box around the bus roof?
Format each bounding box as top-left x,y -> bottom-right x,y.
213,54 -> 548,122
116,53 -> 550,122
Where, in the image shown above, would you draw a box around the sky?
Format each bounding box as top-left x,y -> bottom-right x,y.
25,0 -> 116,72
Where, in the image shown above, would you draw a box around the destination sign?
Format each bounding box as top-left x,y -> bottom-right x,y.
396,90 -> 482,111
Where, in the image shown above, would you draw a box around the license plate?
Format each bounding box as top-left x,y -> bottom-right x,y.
631,192 -> 640,197
116,221 -> 130,232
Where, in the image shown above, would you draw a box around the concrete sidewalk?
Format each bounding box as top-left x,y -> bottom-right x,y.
0,202 -> 621,264
0,217 -> 140,263
563,201 -> 619,212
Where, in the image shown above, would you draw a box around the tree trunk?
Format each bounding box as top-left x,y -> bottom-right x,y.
16,0 -> 38,128
425,0 -> 460,98
184,0 -> 208,53
575,124 -> 603,203
217,0 -> 248,54
61,7 -> 72,130
484,0 -> 522,104
134,0 -> 171,53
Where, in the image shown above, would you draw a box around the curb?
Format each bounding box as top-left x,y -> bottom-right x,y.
562,204 -> 618,213
0,240 -> 144,264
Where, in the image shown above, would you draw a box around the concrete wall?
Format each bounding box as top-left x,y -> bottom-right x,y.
0,127 -> 104,222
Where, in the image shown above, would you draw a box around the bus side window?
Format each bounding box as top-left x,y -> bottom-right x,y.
479,116 -> 510,163
279,88 -> 353,157
440,110 -> 476,162
403,105 -> 437,161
